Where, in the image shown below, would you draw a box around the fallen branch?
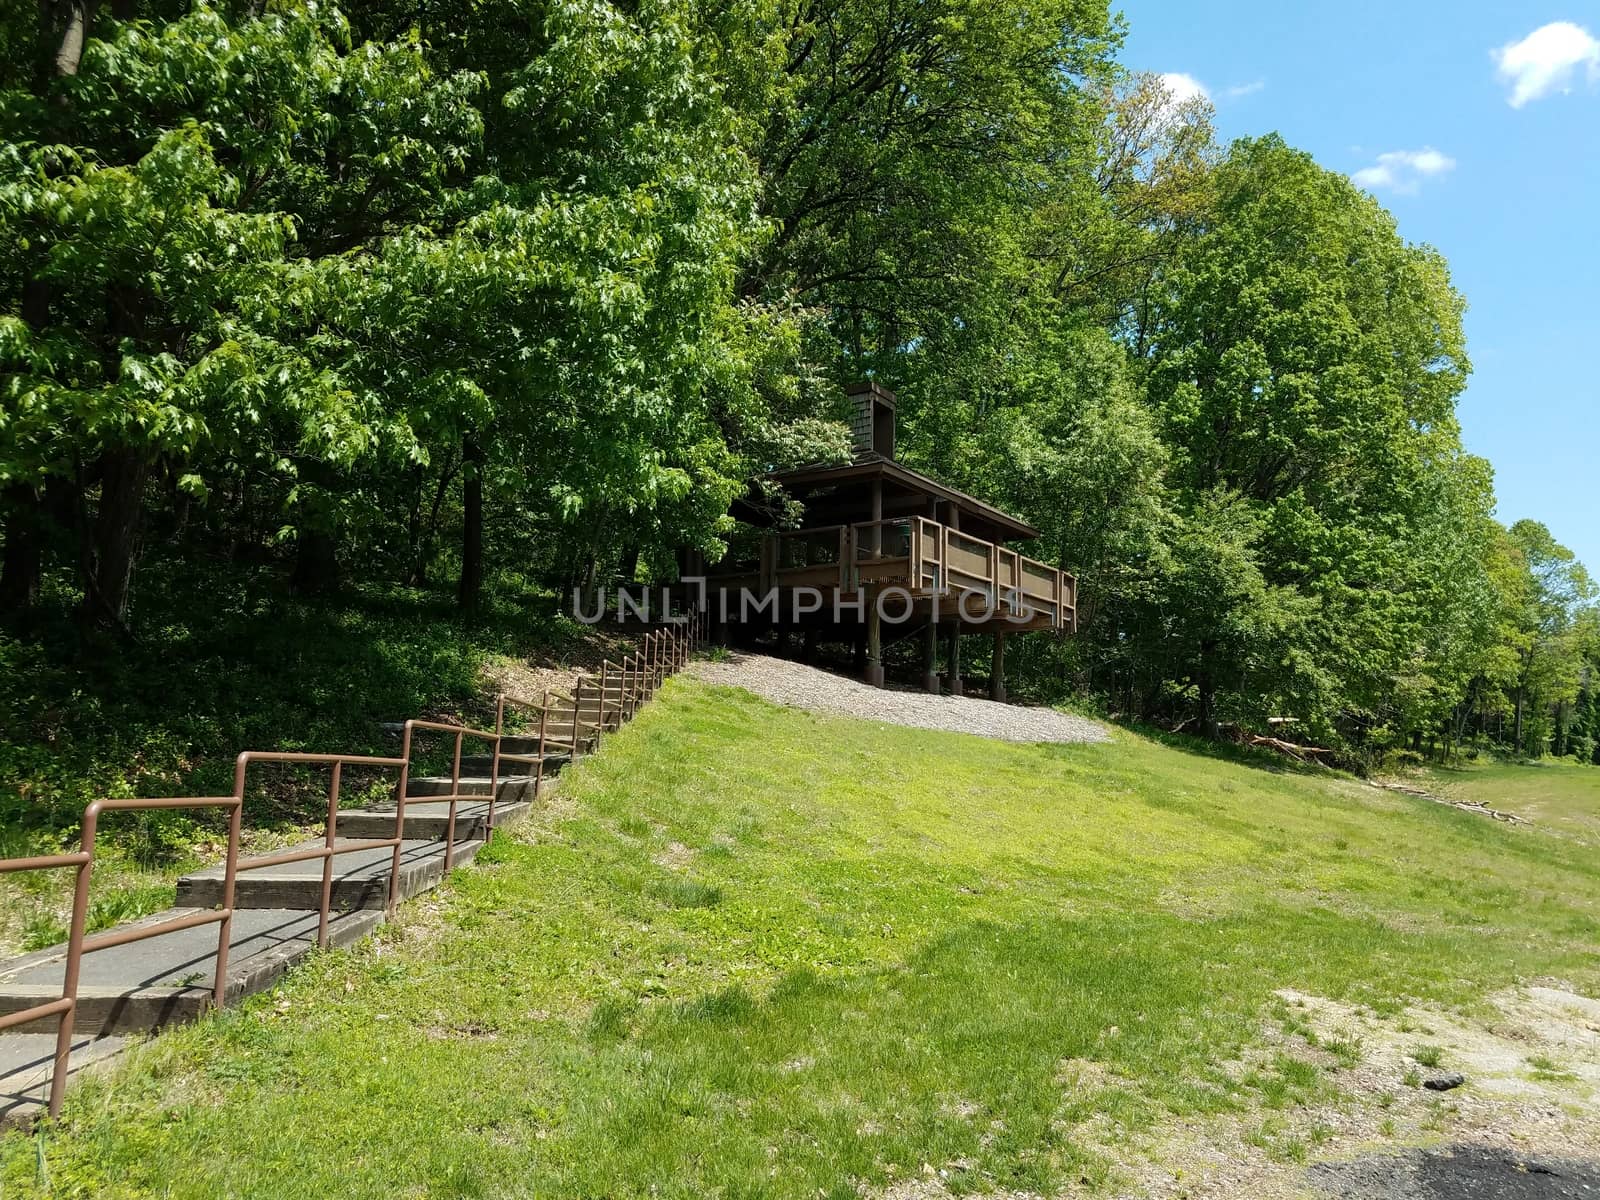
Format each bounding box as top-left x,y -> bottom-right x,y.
1371,780 -> 1527,824
1246,734 -> 1334,763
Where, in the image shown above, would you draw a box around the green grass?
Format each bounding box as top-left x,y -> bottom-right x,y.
1410,758 -> 1600,844
1408,1044 -> 1445,1069
1525,1053 -> 1578,1083
4,679 -> 1600,1198
1,555 -> 580,956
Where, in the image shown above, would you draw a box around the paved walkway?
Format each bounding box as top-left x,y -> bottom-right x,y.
689,652 -> 1108,744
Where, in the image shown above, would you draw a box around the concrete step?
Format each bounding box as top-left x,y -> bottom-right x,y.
1,1033 -> 126,1129
499,739 -> 576,755
176,837 -> 483,911
0,761 -> 539,1123
335,796 -> 532,841
0,906 -> 384,1037
452,753 -> 571,779
403,773 -> 546,800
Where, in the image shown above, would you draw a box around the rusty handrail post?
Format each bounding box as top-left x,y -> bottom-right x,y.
224,756 -> 260,1005
50,811 -> 96,1118
317,763 -> 342,948
488,695 -> 505,836
390,723 -> 415,915
570,677 -> 583,760
445,729 -> 463,869
535,689 -> 550,796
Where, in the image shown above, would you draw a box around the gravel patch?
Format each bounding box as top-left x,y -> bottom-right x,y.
687,652 -> 1108,745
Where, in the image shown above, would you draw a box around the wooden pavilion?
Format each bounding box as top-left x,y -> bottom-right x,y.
692,383 -> 1077,698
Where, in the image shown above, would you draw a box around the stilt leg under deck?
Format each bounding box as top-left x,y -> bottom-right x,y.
946,624 -> 963,696
865,596 -> 885,687
922,619 -> 940,693
990,632 -> 1006,703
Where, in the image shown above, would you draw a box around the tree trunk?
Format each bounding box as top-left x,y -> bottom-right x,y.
1196,641 -> 1220,740
458,436 -> 484,611
291,529 -> 339,595
1513,684 -> 1525,755
80,447 -> 147,629
289,459 -> 340,595
52,1 -> 94,77
0,484 -> 44,615
616,542 -> 641,587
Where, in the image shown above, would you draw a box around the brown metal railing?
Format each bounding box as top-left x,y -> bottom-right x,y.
0,609 -> 703,1119
0,794 -> 242,1118
233,754 -> 408,946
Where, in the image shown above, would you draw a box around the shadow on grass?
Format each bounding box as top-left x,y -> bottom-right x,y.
1088,718 -> 1341,780
1,552 -> 577,852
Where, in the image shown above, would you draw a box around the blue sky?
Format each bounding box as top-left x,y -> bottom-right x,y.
1116,1 -> 1600,574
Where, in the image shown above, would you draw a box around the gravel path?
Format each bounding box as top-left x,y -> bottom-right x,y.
688,652 -> 1108,745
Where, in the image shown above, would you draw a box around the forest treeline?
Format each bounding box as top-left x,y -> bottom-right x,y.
3,0 -> 1596,767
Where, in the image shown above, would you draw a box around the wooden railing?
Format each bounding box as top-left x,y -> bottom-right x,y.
705,518 -> 1077,630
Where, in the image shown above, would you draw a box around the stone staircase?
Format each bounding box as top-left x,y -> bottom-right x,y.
0,617 -> 704,1127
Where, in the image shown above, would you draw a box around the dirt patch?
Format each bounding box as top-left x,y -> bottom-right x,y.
652,842 -> 695,871
1081,985 -> 1600,1199
481,624 -> 647,707
1275,985 -> 1600,1117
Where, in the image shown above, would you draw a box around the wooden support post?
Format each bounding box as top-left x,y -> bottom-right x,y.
865,589 -> 884,687
868,478 -> 883,556
990,633 -> 1006,703
946,623 -> 963,696
922,616 -> 940,693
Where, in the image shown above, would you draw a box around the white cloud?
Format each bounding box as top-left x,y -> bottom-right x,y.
1157,72 -> 1210,107
1351,148 -> 1458,195
1493,21 -> 1600,107
1223,80 -> 1266,99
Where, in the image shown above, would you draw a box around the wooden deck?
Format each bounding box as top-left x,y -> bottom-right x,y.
704,517 -> 1076,633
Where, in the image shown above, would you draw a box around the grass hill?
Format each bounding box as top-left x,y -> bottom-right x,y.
4,676 -> 1598,1197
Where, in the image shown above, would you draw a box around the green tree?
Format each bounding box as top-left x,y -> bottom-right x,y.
1136,135 -> 1488,744
1,4 -> 483,621
1503,519 -> 1595,756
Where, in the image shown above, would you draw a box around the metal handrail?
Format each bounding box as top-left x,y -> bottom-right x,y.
0,607 -> 705,1120
234,751 -> 410,941
0,794 -> 242,1117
